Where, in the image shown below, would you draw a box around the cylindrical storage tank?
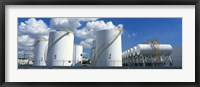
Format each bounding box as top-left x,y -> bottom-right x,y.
33,38 -> 48,66
122,52 -> 125,59
136,44 -> 173,55
47,30 -> 74,66
125,51 -> 128,58
123,52 -> 125,59
95,29 -> 122,67
127,49 -> 131,57
126,50 -> 129,58
129,48 -> 134,57
131,46 -> 137,56
73,45 -> 83,66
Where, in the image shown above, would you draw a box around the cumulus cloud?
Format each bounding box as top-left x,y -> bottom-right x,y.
50,18 -> 98,31
18,35 -> 35,58
76,20 -> 123,48
18,18 -> 50,58
80,38 -> 94,48
18,35 -> 35,46
18,18 -> 50,37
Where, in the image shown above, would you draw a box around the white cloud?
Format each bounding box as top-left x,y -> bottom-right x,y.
18,18 -> 50,37
18,35 -> 35,58
50,18 -> 98,31
18,51 -> 24,58
50,18 -> 81,31
75,20 -> 123,48
18,35 -> 35,46
80,38 -> 94,48
76,20 -> 123,39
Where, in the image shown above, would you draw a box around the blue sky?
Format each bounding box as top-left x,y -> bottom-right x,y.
18,18 -> 182,58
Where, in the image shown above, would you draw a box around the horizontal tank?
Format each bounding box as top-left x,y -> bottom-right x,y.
132,46 -> 137,56
129,48 -> 134,57
33,38 -> 48,66
73,45 -> 83,66
47,30 -> 74,66
125,51 -> 128,58
127,49 -> 131,57
136,44 -> 173,55
122,52 -> 125,59
94,29 -> 122,67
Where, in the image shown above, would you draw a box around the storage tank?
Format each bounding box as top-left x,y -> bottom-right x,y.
46,30 -> 74,66
129,48 -> 133,57
136,44 -> 173,55
33,38 -> 48,66
73,45 -> 83,66
123,52 -> 125,59
125,51 -> 128,58
127,49 -> 131,57
95,29 -> 122,67
122,52 -> 125,59
131,46 -> 137,56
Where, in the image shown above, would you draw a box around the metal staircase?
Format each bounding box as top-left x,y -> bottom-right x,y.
92,28 -> 123,66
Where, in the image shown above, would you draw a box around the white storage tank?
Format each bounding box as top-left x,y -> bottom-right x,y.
127,49 -> 130,58
33,38 -> 48,66
126,50 -> 129,58
122,52 -> 126,59
125,51 -> 128,58
122,52 -> 125,59
136,44 -> 173,55
73,45 -> 83,66
131,46 -> 137,56
47,30 -> 74,66
128,48 -> 133,57
95,29 -> 122,67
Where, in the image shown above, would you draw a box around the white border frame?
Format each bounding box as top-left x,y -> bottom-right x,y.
5,5 -> 195,82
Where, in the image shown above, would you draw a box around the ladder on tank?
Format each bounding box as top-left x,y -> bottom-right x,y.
43,31 -> 71,63
92,28 -> 123,66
